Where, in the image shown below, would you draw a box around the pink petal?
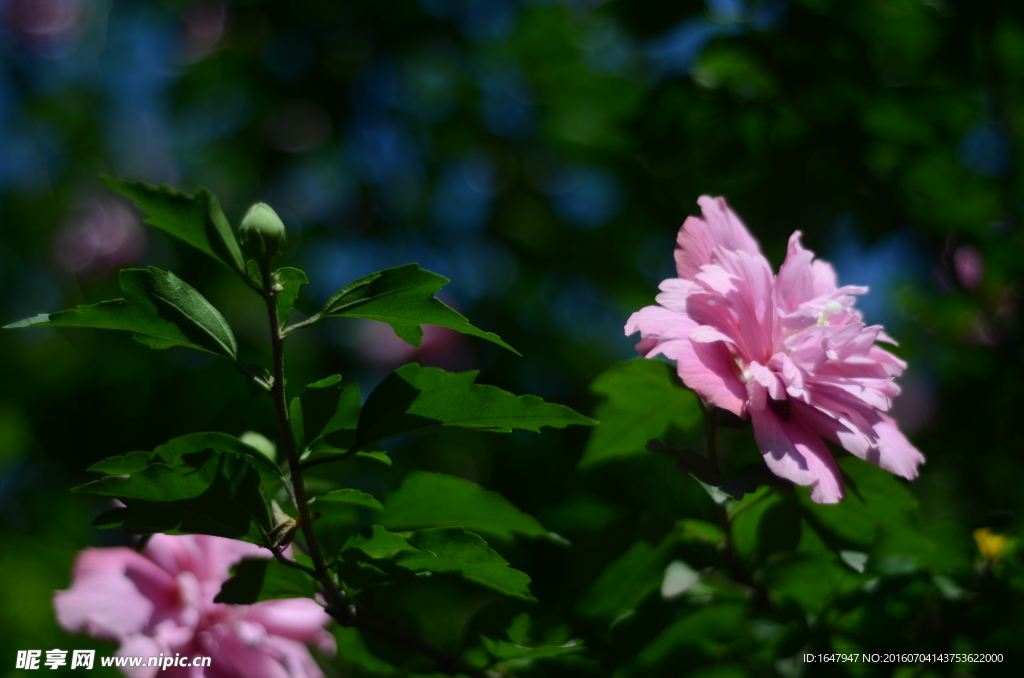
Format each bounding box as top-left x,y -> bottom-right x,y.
748,381 -> 845,503
116,635 -> 163,678
628,306 -> 748,416
688,325 -> 735,345
674,195 -> 761,280
259,636 -> 330,678
54,548 -> 164,640
775,232 -> 818,314
872,413 -> 925,479
204,630 -> 294,678
248,599 -> 335,647
749,361 -> 785,401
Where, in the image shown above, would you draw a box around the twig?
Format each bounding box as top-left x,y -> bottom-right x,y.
260,267 -> 489,678
281,314 -> 321,337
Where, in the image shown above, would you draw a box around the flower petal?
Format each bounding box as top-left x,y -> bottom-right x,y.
627,306 -> 748,416
674,195 -> 761,280
748,381 -> 845,503
54,548 -> 164,641
872,413 -> 925,479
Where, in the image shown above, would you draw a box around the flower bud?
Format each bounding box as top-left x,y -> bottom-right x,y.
239,203 -> 286,262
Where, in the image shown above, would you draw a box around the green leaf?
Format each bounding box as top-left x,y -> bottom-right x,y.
333,627 -> 404,676
317,264 -> 519,354
799,457 -> 932,563
579,359 -> 700,468
314,488 -> 384,512
378,471 -> 553,544
576,532 -> 679,622
303,442 -> 392,468
101,177 -> 245,277
150,432 -> 283,480
275,267 -> 308,326
400,528 -> 535,601
353,364 -> 596,452
480,636 -> 584,663
760,552 -> 862,616
626,603 -> 752,673
86,451 -> 153,476
341,526 -> 535,600
73,448 -> 273,543
5,268 -> 238,360
343,525 -> 424,560
215,558 -> 316,604
290,375 -> 348,451
246,263 -> 308,326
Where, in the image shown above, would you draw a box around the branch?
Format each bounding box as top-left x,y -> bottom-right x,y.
261,268 -> 488,678
281,313 -> 321,337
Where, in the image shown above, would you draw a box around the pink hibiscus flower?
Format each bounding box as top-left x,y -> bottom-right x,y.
54,534 -> 335,678
625,196 -> 924,503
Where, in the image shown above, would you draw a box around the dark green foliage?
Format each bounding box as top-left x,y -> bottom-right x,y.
342,526 -> 535,601
354,363 -> 596,451
290,374 -> 348,451
6,268 -> 238,359
376,471 -> 554,544
76,447 -> 272,543
318,264 -> 519,352
5,1 -> 1024,675
215,558 -> 316,604
100,178 -> 246,279
580,359 -> 700,468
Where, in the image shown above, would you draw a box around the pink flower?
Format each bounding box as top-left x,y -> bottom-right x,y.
626,196 -> 924,503
54,534 -> 335,678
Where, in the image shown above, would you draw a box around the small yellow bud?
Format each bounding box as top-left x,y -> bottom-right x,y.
239,203 -> 286,262
973,527 -> 1007,562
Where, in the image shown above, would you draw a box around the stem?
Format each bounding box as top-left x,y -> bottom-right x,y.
701,401 -> 747,584
264,274 -> 328,581
269,547 -> 318,578
281,313 -> 321,336
261,269 -> 487,678
703,400 -> 720,474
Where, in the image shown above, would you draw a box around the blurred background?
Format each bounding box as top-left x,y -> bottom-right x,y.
1,0 -> 1022,675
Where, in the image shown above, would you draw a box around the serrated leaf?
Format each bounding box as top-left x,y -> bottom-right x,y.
353,364 -> 596,452
73,448 -> 273,543
400,528 -> 534,601
247,263 -> 308,326
290,375 -> 348,451
343,525 -> 424,561
315,488 -> 384,512
151,432 -> 283,480
579,359 -> 700,468
5,267 -> 237,359
215,558 -> 316,604
275,267 -> 308,326
101,177 -> 245,277
378,471 -> 552,544
316,264 -> 519,354
340,526 -> 534,600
